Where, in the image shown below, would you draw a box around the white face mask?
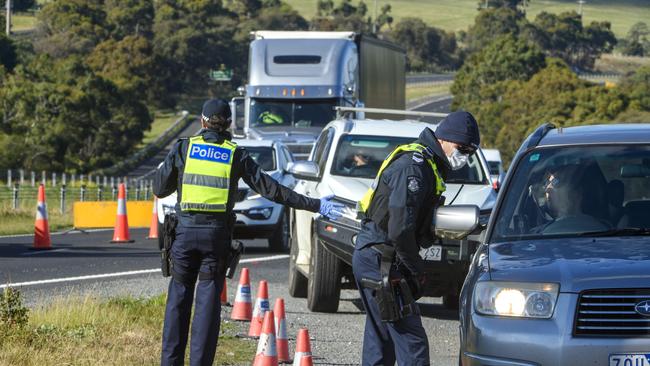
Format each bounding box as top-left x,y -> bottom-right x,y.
447,148 -> 469,170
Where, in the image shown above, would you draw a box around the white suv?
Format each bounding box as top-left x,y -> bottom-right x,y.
287,118 -> 497,312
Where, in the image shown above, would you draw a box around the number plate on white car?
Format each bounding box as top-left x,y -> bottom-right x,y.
419,245 -> 442,261
609,354 -> 650,366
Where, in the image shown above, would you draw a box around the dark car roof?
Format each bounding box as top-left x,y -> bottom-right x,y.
539,124 -> 650,146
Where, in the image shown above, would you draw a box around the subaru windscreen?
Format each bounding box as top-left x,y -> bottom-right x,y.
250,99 -> 337,128
330,134 -> 488,184
491,145 -> 650,243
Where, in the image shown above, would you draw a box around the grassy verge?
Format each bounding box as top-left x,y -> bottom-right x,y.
0,206 -> 73,236
0,293 -> 256,365
285,0 -> 648,38
10,13 -> 38,32
140,110 -> 180,148
406,83 -> 451,102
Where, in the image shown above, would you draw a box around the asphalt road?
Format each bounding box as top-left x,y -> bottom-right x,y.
0,229 -> 460,365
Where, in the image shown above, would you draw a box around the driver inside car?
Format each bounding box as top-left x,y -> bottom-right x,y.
534,165 -> 610,234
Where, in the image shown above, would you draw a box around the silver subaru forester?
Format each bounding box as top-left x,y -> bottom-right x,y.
450,123 -> 650,366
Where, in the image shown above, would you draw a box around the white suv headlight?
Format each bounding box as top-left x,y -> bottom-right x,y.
474,281 -> 559,319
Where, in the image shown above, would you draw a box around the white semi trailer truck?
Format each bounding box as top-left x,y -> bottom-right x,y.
231,31 -> 406,159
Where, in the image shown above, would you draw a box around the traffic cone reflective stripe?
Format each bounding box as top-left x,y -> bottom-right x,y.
292,329 -> 313,366
249,280 -> 270,337
231,268 -> 253,321
274,298 -> 290,363
253,311 -> 278,366
111,183 -> 133,243
147,197 -> 158,239
33,184 -> 52,250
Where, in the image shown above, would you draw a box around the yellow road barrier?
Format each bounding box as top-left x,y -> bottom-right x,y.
73,201 -> 154,228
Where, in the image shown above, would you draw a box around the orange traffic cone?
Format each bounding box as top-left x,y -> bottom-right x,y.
111,183 -> 133,243
249,280 -> 270,338
253,311 -> 278,366
220,278 -> 230,306
147,197 -> 158,239
274,298 -> 290,363
231,268 -> 253,321
32,184 -> 52,250
292,329 -> 313,366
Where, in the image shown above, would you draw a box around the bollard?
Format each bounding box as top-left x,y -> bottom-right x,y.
80,184 -> 86,202
112,185 -> 117,201
41,170 -> 46,186
31,171 -> 35,187
52,172 -> 57,187
97,185 -> 103,201
7,169 -> 12,188
60,184 -> 66,214
12,183 -> 19,210
19,169 -> 24,185
135,183 -> 140,201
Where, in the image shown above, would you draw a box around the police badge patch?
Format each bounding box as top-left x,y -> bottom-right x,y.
407,176 -> 420,193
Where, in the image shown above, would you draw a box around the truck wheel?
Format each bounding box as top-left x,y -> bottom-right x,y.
288,217 -> 307,298
443,290 -> 460,310
157,222 -> 164,251
268,210 -> 289,253
307,232 -> 341,313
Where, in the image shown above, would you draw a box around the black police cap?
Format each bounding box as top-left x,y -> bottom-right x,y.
201,99 -> 231,122
436,111 -> 480,149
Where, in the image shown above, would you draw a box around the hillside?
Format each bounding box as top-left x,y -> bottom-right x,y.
285,0 -> 650,37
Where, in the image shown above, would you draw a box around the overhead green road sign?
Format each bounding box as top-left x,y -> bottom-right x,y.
210,69 -> 233,81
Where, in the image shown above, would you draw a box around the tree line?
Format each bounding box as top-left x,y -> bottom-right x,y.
452,1 -> 650,164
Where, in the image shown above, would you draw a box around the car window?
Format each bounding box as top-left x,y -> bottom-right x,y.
487,161 -> 501,175
491,145 -> 650,243
245,146 -> 276,171
311,128 -> 334,174
330,134 -> 487,184
282,146 -> 294,163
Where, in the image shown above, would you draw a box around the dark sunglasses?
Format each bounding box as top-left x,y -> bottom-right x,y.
457,145 -> 475,155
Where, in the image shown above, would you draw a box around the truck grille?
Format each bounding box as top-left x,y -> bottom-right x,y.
285,143 -> 313,160
575,289 -> 650,337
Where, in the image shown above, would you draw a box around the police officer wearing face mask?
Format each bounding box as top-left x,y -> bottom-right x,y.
154,99 -> 344,366
353,111 -> 480,366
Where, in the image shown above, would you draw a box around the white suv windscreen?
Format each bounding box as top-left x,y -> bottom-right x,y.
491,145 -> 650,242
330,134 -> 488,184
246,146 -> 276,171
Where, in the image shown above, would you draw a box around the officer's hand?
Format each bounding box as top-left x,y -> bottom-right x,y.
319,194 -> 345,220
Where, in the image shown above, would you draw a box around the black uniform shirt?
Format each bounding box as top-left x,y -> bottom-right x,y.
355,128 -> 450,275
153,128 -> 320,227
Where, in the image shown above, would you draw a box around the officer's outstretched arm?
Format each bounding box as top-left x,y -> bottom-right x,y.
240,151 -> 320,213
153,141 -> 180,198
386,166 -> 427,276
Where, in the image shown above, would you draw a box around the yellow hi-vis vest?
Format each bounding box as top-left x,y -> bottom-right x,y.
180,136 -> 237,213
358,143 -> 446,215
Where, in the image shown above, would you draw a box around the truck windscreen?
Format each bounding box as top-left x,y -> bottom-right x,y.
250,99 -> 337,128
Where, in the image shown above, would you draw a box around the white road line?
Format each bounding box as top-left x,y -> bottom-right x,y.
0,254 -> 289,289
0,228 -> 114,239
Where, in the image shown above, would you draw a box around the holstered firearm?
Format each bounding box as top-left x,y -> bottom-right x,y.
360,244 -> 419,322
161,214 -> 178,277
225,240 -> 243,279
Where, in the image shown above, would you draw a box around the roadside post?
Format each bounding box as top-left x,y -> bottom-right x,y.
12,183 -> 19,209
7,169 -> 11,188
60,184 -> 66,214
19,169 -> 24,185
80,185 -> 86,202
30,171 -> 35,187
97,184 -> 103,201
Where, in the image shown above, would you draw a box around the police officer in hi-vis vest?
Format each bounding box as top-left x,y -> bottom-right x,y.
154,99 -> 344,366
353,111 -> 480,366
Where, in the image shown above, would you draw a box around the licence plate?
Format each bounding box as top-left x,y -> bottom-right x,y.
419,245 -> 442,261
610,354 -> 650,366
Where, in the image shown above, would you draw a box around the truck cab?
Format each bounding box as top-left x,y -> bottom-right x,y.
231,31 -> 405,159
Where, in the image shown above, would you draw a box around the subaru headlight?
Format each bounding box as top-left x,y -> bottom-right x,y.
474,281 -> 559,319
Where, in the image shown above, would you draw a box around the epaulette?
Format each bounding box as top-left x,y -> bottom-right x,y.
412,151 -> 424,164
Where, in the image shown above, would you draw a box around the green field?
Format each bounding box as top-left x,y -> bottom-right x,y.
285,0 -> 650,37
139,110 -> 180,148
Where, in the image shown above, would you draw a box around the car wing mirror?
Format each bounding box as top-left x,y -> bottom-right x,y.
433,205 -> 480,240
287,161 -> 320,182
